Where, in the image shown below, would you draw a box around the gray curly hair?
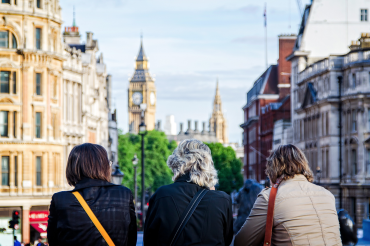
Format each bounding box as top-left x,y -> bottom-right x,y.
167,139 -> 218,188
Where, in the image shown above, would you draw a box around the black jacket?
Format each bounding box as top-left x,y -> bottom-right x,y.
47,178 -> 137,246
144,173 -> 233,246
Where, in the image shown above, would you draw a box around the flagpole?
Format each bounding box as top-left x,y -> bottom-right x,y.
265,2 -> 268,69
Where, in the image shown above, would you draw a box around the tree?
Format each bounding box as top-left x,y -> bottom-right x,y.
117,130 -> 177,193
206,142 -> 244,194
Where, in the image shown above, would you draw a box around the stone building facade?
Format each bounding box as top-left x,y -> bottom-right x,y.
0,0 -> 64,243
290,34 -> 370,226
128,40 -> 156,133
240,35 -> 296,182
287,0 -> 370,227
0,1 -> 114,243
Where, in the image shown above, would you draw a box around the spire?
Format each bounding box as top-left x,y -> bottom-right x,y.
136,35 -> 147,61
73,6 -> 76,27
216,78 -> 220,96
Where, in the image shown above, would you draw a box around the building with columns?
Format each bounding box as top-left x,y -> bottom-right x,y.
0,1 -> 114,243
128,40 -> 156,133
209,81 -> 228,144
0,0 -> 64,243
290,33 -> 370,226
287,0 -> 370,226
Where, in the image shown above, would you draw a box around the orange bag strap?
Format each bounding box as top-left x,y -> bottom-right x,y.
72,191 -> 115,246
264,178 -> 282,245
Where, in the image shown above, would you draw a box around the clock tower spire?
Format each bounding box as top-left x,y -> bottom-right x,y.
128,38 -> 156,133
209,79 -> 228,143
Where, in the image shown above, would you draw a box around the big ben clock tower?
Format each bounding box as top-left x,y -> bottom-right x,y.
128,39 -> 156,133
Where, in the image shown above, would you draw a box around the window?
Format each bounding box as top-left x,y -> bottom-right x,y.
52,113 -> 56,139
352,110 -> 357,132
326,150 -> 329,178
2,0 -> 10,3
35,112 -> 41,138
361,9 -> 368,21
53,77 -> 57,97
326,112 -> 329,135
0,111 -> 8,137
14,156 -> 17,186
352,149 -> 357,175
12,71 -> 16,93
0,71 -> 9,93
36,0 -> 41,8
1,156 -> 9,186
352,73 -> 356,88
0,31 -> 8,47
36,156 -> 41,186
367,149 -> 370,175
36,73 -> 41,95
368,109 -> 370,131
35,28 -> 41,50
13,111 -> 16,138
12,33 -> 17,49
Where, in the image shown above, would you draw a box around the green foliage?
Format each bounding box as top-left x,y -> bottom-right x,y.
206,142 -> 244,194
117,130 -> 177,192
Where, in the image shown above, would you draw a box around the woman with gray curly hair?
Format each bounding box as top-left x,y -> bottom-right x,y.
144,139 -> 234,246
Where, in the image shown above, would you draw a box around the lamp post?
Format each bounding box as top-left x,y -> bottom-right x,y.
139,103 -> 147,225
316,166 -> 321,185
132,154 -> 138,218
111,164 -> 124,185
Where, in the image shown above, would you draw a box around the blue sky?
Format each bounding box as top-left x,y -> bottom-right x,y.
60,0 -> 311,143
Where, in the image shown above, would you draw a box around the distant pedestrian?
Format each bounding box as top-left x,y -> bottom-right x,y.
235,144 -> 342,246
35,237 -> 44,246
14,236 -> 21,246
47,143 -> 137,246
144,139 -> 233,246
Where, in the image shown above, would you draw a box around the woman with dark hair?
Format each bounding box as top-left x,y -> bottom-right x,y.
47,143 -> 137,246
235,144 -> 341,246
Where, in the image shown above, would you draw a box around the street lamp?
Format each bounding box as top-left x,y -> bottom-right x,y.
316,166 -> 321,185
111,164 -> 124,185
139,103 -> 147,224
132,154 -> 138,218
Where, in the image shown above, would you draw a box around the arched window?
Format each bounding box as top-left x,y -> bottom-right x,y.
0,30 -> 18,49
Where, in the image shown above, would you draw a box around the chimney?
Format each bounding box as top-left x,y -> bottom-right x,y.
179,123 -> 184,134
194,121 -> 199,133
278,34 -> 297,99
86,32 -> 93,47
201,122 -> 206,134
186,120 -> 193,134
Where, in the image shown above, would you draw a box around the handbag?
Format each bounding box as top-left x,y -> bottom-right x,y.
263,178 -> 282,245
72,191 -> 115,246
169,189 -> 209,246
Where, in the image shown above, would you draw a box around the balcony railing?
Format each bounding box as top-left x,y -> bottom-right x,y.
298,57 -> 344,84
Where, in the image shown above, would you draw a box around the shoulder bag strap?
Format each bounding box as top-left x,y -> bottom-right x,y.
169,189 -> 209,246
264,178 -> 282,246
72,191 -> 115,246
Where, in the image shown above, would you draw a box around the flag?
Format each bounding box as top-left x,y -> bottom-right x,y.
264,4 -> 267,27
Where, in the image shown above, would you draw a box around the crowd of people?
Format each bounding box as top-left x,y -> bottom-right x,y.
42,140 -> 341,246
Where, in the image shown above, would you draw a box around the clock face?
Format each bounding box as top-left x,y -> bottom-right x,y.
150,92 -> 156,105
132,92 -> 143,105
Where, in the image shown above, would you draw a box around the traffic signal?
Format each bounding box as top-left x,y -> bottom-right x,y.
12,210 -> 20,224
8,210 -> 20,229
8,220 -> 16,229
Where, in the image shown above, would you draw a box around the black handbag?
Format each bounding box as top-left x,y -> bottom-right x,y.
169,189 -> 209,246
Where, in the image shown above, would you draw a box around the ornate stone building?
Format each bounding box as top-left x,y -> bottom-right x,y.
290,33 -> 370,226
0,0 -> 64,243
0,2 -> 114,243
209,81 -> 228,144
128,40 -> 156,133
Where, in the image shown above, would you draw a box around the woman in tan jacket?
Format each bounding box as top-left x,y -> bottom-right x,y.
235,144 -> 342,246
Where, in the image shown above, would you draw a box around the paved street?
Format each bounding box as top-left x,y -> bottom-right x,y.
137,232 -> 143,246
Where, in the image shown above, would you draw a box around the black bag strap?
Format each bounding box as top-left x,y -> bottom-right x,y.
169,189 -> 209,246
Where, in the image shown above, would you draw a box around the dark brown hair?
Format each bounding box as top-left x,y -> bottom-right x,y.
66,143 -> 111,186
265,144 -> 314,184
